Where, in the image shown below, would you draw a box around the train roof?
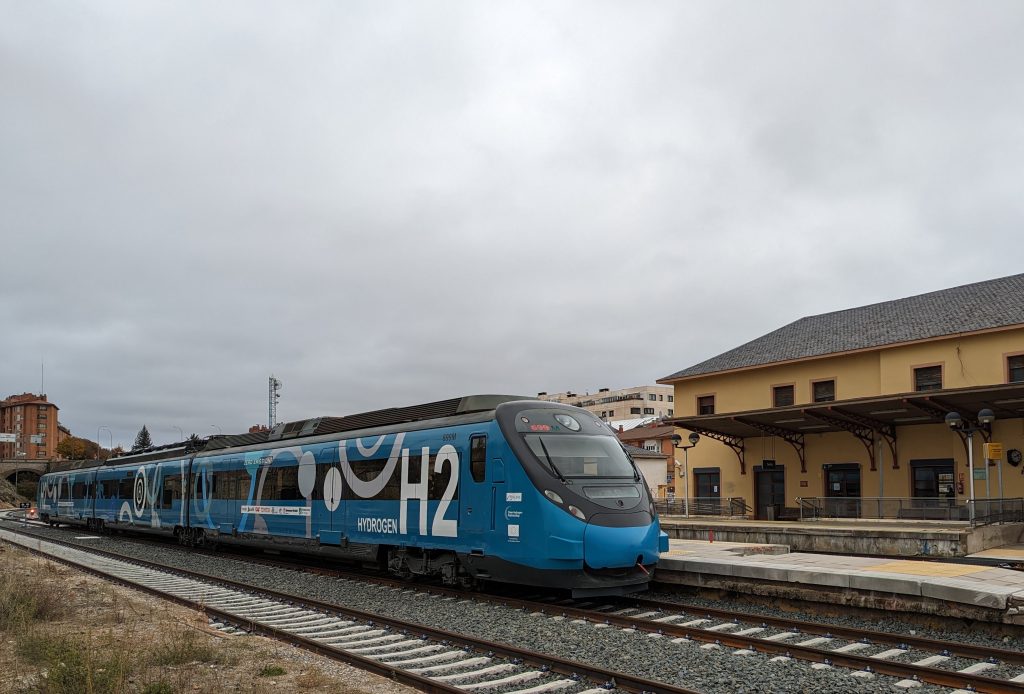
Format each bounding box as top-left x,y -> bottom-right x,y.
105,394 -> 530,464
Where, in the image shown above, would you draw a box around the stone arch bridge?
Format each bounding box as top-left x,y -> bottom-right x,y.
1,460 -> 49,485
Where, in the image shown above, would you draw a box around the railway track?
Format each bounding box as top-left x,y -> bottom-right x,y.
5,515 -> 1024,693
0,524 -> 695,694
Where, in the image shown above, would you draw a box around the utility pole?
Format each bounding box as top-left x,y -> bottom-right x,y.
268,376 -> 282,430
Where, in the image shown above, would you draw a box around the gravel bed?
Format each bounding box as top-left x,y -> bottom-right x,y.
4,521 -> 1012,694
653,589 -> 1024,652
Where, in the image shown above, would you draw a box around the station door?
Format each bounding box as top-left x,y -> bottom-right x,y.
754,467 -> 785,520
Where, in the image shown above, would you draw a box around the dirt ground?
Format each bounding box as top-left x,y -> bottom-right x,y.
0,542 -> 419,694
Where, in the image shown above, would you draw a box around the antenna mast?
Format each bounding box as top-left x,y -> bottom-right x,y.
268,375 -> 282,429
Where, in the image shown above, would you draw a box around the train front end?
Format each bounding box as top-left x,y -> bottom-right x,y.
492,401 -> 668,597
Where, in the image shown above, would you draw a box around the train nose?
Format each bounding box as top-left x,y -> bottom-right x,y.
583,513 -> 660,569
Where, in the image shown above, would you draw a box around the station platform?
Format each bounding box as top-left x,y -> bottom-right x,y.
659,516 -> 1024,557
656,537 -> 1024,624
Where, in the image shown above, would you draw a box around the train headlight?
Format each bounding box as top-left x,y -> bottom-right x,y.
554,414 -> 581,431
567,505 -> 586,521
544,490 -> 564,505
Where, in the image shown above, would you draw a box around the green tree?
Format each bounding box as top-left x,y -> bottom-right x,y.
132,425 -> 153,451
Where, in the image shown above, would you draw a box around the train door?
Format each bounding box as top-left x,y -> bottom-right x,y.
460,434 -> 492,552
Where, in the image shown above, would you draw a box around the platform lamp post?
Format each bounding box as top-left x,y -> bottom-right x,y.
672,432 -> 700,518
172,426 -> 184,444
945,409 -> 995,522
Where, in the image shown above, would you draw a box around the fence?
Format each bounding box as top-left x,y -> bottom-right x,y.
797,497 -> 965,521
655,497 -> 750,517
967,498 -> 1024,526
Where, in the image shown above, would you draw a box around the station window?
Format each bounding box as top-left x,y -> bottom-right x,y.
1009,355 -> 1024,383
643,407 -> 655,415
667,409 -> 674,416
630,407 -> 642,415
913,365 -> 942,392
697,395 -> 715,415
649,394 -> 657,401
470,435 -> 487,483
812,380 -> 835,403
772,385 -> 794,408
667,395 -> 673,402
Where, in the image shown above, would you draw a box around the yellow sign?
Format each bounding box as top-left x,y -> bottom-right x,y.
983,442 -> 1003,460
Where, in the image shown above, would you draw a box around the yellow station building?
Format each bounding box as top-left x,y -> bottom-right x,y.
659,274 -> 1024,521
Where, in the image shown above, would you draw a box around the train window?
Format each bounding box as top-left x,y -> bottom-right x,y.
470,435 -> 487,483
276,465 -> 302,500
72,481 -> 86,499
525,434 -> 637,479
119,476 -> 134,500
161,474 -> 181,508
213,471 -> 239,500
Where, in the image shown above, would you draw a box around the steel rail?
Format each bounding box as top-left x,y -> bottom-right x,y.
168,542 -> 1024,685
8,518 -> 1023,693
0,526 -> 699,694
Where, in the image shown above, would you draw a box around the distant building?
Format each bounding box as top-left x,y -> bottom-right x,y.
618,424 -> 677,498
0,393 -> 61,461
538,385 -> 674,421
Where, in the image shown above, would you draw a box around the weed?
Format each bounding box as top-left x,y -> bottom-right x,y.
148,629 -> 220,666
142,682 -> 176,694
295,667 -> 330,687
0,563 -> 63,631
258,664 -> 286,677
16,629 -> 131,694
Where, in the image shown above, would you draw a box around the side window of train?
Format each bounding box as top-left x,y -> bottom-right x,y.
470,435 -> 487,483
162,474 -> 181,508
276,465 -> 302,500
119,476 -> 134,500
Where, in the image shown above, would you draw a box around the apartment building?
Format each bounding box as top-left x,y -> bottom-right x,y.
538,385 -> 675,421
0,393 -> 61,460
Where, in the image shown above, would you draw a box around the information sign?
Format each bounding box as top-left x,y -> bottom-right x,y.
0,433 -> 15,443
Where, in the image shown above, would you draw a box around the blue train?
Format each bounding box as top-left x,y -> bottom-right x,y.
37,395 -> 668,596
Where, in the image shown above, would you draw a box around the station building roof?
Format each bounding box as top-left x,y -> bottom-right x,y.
660,273 -> 1024,383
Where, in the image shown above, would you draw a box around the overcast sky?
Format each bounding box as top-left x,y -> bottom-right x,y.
2,1 -> 1022,449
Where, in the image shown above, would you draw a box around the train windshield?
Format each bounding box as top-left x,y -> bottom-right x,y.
524,434 -> 638,479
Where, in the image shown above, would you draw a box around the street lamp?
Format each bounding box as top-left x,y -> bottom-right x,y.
945,408 -> 996,522
210,425 -> 222,436
672,432 -> 701,518
172,426 -> 184,444
97,426 -> 113,459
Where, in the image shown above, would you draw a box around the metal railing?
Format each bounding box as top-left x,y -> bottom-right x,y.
966,498 -> 1024,526
796,497 -> 967,521
655,497 -> 750,517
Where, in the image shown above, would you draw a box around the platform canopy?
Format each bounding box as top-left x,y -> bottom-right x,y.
666,382 -> 1024,474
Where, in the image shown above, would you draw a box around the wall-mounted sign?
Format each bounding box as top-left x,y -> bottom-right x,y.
0,433 -> 15,443
762,459 -> 777,470
799,480 -> 808,487
29,435 -> 44,444
983,442 -> 1003,460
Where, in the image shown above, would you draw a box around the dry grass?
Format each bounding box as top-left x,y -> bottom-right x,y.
0,545 -> 418,694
